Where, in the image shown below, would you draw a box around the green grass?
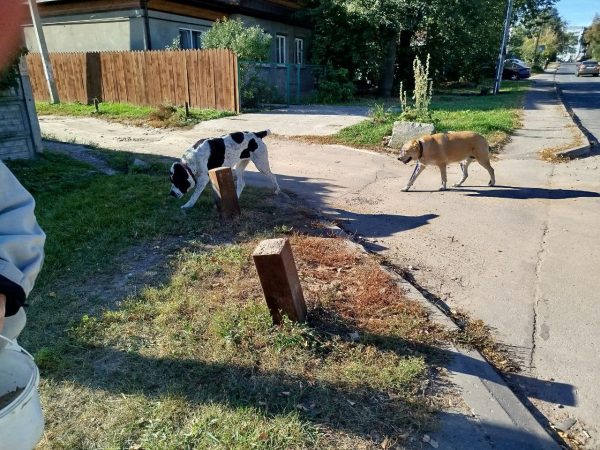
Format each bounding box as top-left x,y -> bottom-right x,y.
6,151 -> 445,449
331,81 -> 530,151
35,101 -> 235,128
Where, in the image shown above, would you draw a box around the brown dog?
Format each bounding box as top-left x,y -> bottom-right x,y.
397,131 -> 495,191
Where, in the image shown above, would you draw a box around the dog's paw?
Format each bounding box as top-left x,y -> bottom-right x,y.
452,183 -> 462,188
438,186 -> 447,191
401,186 -> 411,192
181,204 -> 193,210
488,181 -> 495,187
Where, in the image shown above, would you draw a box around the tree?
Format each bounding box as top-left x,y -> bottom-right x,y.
201,18 -> 272,61
306,0 -> 558,90
307,0 -> 422,96
509,6 -> 572,66
420,0 -> 506,81
583,15 -> 600,60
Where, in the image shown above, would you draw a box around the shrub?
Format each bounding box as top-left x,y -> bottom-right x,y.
368,103 -> 392,124
0,48 -> 27,91
165,36 -> 181,50
240,70 -> 282,108
201,18 -> 272,62
314,66 -> 355,104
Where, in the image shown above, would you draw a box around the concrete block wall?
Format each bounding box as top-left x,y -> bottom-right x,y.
0,68 -> 41,161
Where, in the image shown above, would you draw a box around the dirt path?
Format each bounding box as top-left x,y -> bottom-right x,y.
38,85 -> 600,446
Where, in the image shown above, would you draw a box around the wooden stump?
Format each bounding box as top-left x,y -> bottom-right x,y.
209,167 -> 240,219
252,238 -> 307,325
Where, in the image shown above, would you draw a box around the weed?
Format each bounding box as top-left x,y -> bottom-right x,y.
412,54 -> 433,116
149,104 -> 177,121
368,103 -> 393,124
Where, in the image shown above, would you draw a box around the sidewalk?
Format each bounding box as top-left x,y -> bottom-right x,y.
501,73 -> 580,160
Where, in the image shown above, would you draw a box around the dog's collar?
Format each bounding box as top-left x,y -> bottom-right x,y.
417,140 -> 424,159
183,163 -> 197,183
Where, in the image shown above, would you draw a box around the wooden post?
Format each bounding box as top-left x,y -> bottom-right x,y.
252,238 -> 307,325
208,167 -> 240,219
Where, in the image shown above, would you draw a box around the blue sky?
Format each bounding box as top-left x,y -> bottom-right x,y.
555,0 -> 598,27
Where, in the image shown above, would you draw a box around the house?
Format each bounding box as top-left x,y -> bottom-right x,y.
23,0 -> 310,64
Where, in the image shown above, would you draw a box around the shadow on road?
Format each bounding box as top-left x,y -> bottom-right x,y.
432,411 -> 557,449
461,186 -> 600,200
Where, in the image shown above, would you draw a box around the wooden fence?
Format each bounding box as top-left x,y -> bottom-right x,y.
26,49 -> 239,112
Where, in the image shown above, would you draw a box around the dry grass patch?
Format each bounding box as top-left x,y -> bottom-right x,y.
539,123 -> 585,163
540,148 -> 571,163
34,237 -> 445,449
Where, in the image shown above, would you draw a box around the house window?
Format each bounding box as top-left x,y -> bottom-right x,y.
276,34 -> 287,64
179,28 -> 203,49
294,38 -> 304,65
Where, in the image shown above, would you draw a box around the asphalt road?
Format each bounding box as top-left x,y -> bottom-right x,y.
555,62 -> 600,144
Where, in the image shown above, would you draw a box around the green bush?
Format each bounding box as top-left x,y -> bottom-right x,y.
314,66 -> 355,104
201,18 -> 272,61
0,49 -> 27,91
240,71 -> 282,108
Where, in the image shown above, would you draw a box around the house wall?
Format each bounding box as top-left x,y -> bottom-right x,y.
24,10 -> 138,52
145,10 -> 215,50
231,14 -> 311,63
23,2 -> 311,61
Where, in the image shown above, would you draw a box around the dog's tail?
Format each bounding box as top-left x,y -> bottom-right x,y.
254,129 -> 271,139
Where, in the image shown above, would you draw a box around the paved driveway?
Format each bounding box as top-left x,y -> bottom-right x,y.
195,104 -> 370,136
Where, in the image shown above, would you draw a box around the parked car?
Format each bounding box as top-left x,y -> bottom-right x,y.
575,60 -> 599,77
505,58 -> 530,68
503,61 -> 531,80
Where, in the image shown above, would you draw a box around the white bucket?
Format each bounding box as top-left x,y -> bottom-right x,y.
0,335 -> 44,450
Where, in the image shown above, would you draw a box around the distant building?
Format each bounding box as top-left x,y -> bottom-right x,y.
559,26 -> 585,61
23,0 -> 310,64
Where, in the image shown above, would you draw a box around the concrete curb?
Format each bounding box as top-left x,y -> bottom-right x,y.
320,221 -> 561,449
551,66 -> 598,159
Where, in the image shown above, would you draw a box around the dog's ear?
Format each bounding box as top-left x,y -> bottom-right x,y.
409,140 -> 421,153
170,162 -> 192,193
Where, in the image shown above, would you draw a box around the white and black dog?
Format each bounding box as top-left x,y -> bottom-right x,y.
169,130 -> 281,209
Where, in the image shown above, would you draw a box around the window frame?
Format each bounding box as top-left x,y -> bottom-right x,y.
276,34 -> 287,64
294,37 -> 304,65
178,28 -> 204,50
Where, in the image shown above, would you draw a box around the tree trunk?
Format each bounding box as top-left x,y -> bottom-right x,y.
379,31 -> 398,97
395,29 -> 415,89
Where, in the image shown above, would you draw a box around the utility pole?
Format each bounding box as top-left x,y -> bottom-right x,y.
493,0 -> 514,95
28,0 -> 59,103
531,12 -> 550,68
532,24 -> 544,67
